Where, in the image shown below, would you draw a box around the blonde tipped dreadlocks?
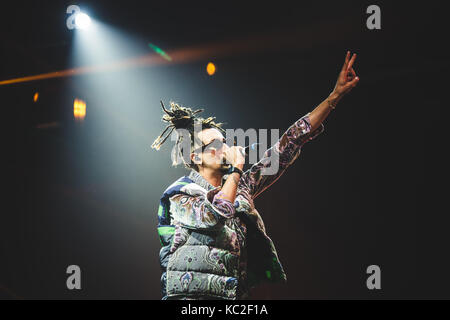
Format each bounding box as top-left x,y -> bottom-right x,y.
151,101 -> 225,170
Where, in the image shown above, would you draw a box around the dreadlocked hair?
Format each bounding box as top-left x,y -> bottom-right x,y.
151,100 -> 225,170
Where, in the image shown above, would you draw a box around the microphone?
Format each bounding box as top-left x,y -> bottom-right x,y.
221,143 -> 261,172
240,142 -> 260,156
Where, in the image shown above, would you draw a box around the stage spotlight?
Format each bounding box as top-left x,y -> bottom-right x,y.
74,98 -> 86,121
206,62 -> 216,76
75,12 -> 91,30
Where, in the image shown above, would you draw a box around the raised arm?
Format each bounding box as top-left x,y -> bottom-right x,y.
242,51 -> 360,199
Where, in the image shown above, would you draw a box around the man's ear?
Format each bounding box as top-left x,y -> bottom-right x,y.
191,153 -> 201,165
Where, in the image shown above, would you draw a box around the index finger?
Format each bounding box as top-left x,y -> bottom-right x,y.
341,51 -> 350,71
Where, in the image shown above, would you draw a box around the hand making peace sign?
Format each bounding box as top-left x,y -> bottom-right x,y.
333,51 -> 360,97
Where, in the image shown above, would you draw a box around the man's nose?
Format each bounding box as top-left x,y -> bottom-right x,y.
214,144 -> 227,157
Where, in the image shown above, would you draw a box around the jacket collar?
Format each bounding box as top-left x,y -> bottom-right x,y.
188,169 -> 227,191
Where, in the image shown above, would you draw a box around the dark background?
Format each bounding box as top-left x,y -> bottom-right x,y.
0,1 -> 448,299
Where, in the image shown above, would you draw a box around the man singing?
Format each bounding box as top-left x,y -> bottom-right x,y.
152,52 -> 359,300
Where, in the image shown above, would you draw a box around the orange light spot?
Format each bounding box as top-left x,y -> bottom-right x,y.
33,92 -> 39,102
74,98 -> 86,121
206,62 -> 216,76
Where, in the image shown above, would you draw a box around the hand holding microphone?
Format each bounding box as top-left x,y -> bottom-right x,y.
223,145 -> 245,169
223,143 -> 260,170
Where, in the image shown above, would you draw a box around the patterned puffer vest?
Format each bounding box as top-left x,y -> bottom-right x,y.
157,170 -> 286,300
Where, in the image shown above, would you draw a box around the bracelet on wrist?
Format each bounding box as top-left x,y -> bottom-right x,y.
327,96 -> 338,110
227,165 -> 243,176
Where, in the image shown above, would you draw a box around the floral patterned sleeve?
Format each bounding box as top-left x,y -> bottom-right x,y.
241,113 -> 324,199
169,188 -> 235,229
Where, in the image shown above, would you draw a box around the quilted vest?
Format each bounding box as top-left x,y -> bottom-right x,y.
157,170 -> 286,300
